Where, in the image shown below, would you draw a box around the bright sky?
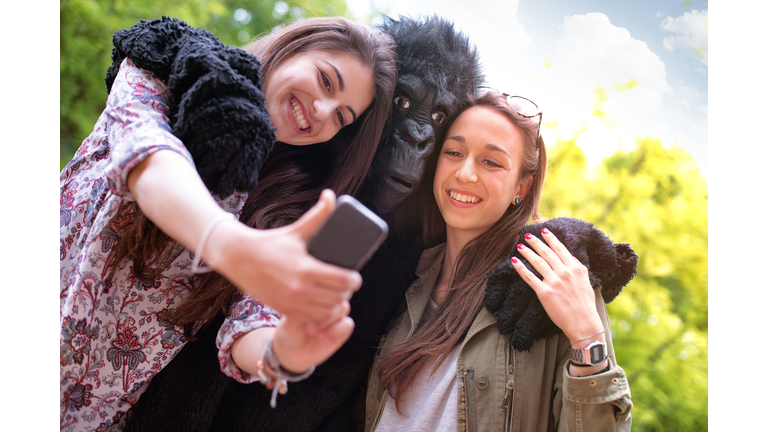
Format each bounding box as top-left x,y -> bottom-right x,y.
347,0 -> 709,178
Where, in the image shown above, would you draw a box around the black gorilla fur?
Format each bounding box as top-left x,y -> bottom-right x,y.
124,15 -> 483,432
106,16 -> 275,197
485,217 -> 638,352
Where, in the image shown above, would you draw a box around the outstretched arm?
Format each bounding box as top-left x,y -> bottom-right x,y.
127,154 -> 361,323
105,59 -> 359,324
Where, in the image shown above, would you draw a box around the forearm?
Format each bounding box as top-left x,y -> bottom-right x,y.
227,312 -> 353,379
231,327 -> 278,377
126,150 -> 234,267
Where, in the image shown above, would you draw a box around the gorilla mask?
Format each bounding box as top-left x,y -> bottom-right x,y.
367,15 -> 484,214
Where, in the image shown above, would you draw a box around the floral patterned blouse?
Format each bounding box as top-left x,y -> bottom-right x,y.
60,58 -> 281,432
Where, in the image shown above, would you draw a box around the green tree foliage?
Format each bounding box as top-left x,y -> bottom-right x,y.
542,88 -> 708,431
60,0 -> 349,169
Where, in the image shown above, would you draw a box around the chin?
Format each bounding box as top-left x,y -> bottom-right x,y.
370,178 -> 416,214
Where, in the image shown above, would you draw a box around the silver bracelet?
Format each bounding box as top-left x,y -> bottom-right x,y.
191,212 -> 237,274
254,337 -> 315,408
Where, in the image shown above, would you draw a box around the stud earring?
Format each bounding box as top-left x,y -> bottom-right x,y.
514,198 -> 520,205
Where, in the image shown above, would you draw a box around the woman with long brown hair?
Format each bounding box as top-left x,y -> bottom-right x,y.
60,16 -> 397,430
361,90 -> 633,431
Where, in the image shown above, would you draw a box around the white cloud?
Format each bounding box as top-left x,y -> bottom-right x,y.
502,13 -> 675,167
675,80 -> 703,110
374,1 -> 708,176
378,0 -> 533,88
661,9 -> 708,65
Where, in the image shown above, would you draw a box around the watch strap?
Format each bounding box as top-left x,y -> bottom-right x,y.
570,340 -> 607,366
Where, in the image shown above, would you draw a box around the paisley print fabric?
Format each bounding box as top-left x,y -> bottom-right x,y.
59,59 -> 280,431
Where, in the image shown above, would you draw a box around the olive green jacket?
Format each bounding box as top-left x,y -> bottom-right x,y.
363,244 -> 633,432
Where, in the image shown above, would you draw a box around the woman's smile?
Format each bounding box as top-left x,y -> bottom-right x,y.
446,188 -> 482,207
290,95 -> 311,131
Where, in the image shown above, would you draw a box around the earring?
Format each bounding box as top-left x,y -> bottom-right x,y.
514,198 -> 520,205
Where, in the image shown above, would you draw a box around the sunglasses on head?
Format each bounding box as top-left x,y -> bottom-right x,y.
477,86 -> 543,143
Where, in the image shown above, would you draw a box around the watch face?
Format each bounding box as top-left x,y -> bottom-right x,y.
588,343 -> 606,363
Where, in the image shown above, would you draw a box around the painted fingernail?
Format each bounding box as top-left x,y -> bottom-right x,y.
517,244 -> 524,250
511,257 -> 519,264
541,228 -> 550,234
524,233 -> 533,240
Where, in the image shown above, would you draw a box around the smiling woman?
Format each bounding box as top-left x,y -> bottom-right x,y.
433,106 -> 534,244
59,16 -> 397,431
363,90 -> 632,431
263,50 -> 375,145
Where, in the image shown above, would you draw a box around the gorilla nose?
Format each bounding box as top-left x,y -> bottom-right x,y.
400,123 -> 433,153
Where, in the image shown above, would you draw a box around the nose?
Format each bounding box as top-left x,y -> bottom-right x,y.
455,159 -> 478,183
313,98 -> 335,123
399,120 -> 435,154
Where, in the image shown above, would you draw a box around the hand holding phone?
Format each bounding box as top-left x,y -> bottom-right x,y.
307,195 -> 389,271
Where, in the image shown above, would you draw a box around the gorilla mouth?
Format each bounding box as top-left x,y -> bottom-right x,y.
385,175 -> 413,192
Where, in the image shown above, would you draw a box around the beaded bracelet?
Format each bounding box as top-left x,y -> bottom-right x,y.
254,337 -> 316,408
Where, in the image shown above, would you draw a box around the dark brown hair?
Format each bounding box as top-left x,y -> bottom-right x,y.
376,90 -> 548,413
105,17 -> 398,335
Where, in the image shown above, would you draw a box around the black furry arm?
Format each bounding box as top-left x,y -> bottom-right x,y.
484,217 -> 638,352
106,16 -> 275,196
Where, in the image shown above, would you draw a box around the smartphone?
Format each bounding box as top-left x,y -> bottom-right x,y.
307,195 -> 389,271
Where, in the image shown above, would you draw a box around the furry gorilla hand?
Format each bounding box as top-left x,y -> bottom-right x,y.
484,217 -> 638,352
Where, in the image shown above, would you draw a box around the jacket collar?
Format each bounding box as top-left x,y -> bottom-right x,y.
402,244 -> 446,336
415,243 -> 446,277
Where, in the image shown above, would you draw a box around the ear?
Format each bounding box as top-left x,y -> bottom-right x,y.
515,175 -> 534,203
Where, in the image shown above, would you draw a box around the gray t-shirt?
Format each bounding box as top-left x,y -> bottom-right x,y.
375,298 -> 460,432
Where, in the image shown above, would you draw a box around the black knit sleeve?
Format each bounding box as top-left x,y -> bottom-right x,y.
105,17 -> 275,196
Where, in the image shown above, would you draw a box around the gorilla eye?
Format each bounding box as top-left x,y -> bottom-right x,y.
431,111 -> 446,124
394,96 -> 410,109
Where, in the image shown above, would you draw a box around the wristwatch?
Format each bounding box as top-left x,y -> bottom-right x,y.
570,340 -> 607,366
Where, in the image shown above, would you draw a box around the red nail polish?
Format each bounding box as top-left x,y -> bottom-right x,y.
517,244 -> 524,250
510,257 -> 519,263
524,233 -> 533,240
541,228 -> 550,234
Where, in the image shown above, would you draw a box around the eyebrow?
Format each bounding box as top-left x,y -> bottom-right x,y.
445,135 -> 465,143
323,60 -> 357,124
486,143 -> 511,158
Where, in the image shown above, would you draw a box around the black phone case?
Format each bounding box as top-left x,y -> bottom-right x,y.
307,195 -> 389,270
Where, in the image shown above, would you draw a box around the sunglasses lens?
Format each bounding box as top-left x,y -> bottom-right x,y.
507,97 -> 539,117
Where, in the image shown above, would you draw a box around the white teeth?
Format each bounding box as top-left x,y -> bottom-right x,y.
291,98 -> 309,130
449,191 -> 478,203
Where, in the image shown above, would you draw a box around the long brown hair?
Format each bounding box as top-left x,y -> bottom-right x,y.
377,90 -> 548,412
105,17 -> 398,333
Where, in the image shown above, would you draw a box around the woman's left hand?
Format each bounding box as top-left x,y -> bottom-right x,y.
509,228 -> 603,344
